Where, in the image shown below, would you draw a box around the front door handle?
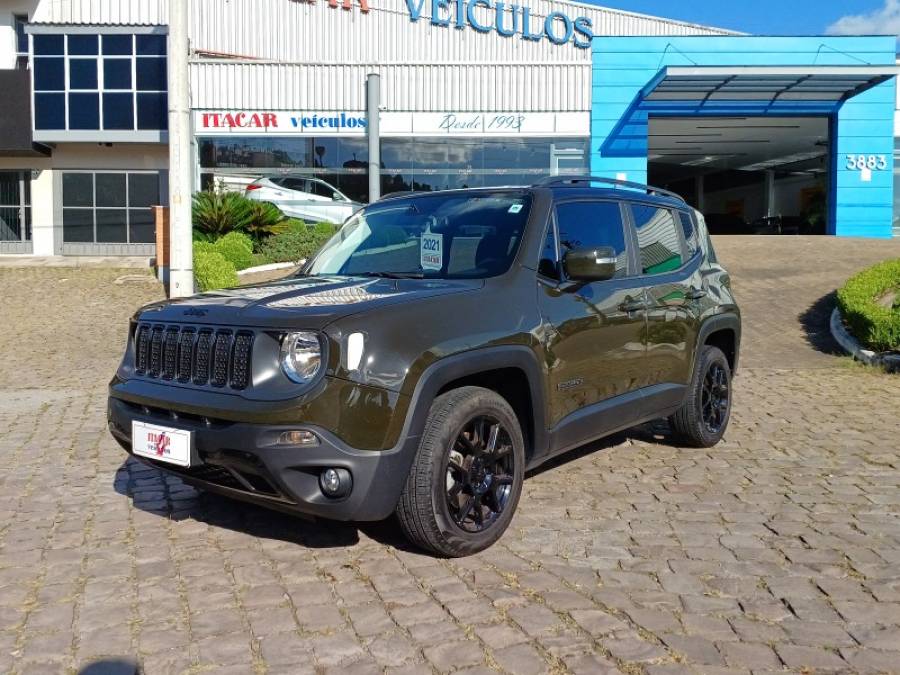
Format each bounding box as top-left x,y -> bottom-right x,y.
687,287 -> 708,301
619,299 -> 647,313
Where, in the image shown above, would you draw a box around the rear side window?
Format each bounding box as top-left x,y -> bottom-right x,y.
555,201 -> 629,279
631,205 -> 683,275
677,210 -> 699,257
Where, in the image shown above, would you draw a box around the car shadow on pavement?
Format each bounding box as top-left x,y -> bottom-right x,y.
113,457 -> 420,552
799,291 -> 842,356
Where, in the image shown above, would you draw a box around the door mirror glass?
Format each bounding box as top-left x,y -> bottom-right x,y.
563,246 -> 618,282
332,191 -> 343,201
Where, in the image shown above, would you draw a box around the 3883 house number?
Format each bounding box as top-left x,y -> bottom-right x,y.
846,154 -> 888,171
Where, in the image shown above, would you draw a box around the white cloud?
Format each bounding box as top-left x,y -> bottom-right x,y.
827,0 -> 900,36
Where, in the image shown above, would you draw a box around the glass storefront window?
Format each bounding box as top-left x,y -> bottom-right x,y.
198,136 -> 588,203
62,171 -> 161,244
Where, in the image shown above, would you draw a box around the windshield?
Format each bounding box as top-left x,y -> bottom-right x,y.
303,191 -> 532,279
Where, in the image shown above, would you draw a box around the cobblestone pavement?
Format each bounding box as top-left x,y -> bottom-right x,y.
1,238 -> 900,675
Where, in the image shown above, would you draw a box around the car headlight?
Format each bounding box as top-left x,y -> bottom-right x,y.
280,331 -> 322,384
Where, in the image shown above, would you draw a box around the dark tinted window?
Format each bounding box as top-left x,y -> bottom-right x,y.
69,59 -> 98,89
33,34 -> 64,55
96,174 -> 126,207
102,34 -> 132,55
104,59 -> 132,89
63,173 -> 94,207
136,34 -> 167,55
136,57 -> 166,90
68,34 -> 98,55
128,174 -> 160,208
555,201 -> 629,279
34,57 -> 65,90
309,181 -> 334,198
103,93 -> 134,129
137,93 -> 167,130
678,211 -> 699,257
34,93 -> 65,129
68,93 -> 99,129
631,204 -> 683,275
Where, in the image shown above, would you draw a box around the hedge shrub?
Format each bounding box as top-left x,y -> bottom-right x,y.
194,249 -> 238,292
258,222 -> 338,264
836,258 -> 900,352
214,231 -> 254,270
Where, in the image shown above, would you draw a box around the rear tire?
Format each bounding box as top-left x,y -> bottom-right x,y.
669,345 -> 732,448
396,386 -> 525,557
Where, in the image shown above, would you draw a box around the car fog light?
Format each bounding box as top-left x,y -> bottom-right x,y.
320,467 -> 352,498
277,430 -> 319,446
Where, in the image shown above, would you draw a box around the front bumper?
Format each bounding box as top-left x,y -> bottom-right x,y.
108,396 -> 419,522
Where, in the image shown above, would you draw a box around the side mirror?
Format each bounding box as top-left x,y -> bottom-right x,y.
332,191 -> 343,202
563,246 -> 618,282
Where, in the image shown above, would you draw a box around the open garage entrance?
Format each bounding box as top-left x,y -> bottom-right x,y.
648,117 -> 830,235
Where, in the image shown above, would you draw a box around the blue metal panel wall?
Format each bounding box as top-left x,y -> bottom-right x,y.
591,36 -> 897,238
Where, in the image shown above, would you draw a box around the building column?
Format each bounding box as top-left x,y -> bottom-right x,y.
30,169 -> 60,256
765,170 -> 776,218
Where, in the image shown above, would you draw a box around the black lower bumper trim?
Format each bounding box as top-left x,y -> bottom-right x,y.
108,396 -> 420,522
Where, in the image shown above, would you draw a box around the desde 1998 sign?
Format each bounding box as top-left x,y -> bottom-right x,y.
405,0 -> 593,49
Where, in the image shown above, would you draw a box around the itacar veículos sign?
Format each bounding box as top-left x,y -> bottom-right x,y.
405,0 -> 593,49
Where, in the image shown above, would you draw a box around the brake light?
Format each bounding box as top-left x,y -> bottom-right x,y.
246,184 -> 262,191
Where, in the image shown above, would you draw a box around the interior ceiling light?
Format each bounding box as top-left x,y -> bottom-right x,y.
737,151 -> 826,171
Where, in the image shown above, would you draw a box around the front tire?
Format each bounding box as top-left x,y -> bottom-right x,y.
669,345 -> 732,448
396,386 -> 525,557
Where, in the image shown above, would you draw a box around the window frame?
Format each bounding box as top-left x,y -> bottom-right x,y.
624,200 -> 699,279
31,30 -> 168,137
550,198 -> 636,282
61,169 -> 161,244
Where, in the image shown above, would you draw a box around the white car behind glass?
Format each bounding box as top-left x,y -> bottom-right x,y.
245,176 -> 363,224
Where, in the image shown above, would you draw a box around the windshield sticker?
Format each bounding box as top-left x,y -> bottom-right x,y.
508,204 -> 523,214
421,232 -> 443,271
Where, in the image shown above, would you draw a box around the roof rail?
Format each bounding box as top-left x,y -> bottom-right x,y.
534,175 -> 686,203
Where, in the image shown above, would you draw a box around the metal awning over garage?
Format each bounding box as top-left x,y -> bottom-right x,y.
641,65 -> 899,104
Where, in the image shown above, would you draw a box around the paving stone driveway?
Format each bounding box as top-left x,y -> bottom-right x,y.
1,237 -> 900,675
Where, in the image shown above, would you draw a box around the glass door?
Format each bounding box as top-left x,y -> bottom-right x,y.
0,171 -> 31,253
551,145 -> 587,176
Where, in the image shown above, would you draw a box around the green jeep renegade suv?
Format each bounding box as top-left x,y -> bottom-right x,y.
108,176 -> 740,557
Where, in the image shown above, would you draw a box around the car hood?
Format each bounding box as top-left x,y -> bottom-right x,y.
137,275 -> 483,329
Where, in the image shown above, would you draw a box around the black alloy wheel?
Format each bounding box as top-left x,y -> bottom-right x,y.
701,362 -> 730,434
444,415 -> 516,533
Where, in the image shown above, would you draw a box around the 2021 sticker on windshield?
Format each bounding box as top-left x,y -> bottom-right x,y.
421,232 -> 443,271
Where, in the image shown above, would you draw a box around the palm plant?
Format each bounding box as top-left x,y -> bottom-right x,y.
192,190 -> 253,236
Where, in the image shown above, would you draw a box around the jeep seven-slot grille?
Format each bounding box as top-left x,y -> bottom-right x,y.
134,324 -> 254,390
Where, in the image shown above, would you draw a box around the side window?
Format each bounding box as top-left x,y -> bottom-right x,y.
281,178 -> 308,192
677,210 -> 699,257
555,201 -> 629,279
631,205 -> 683,275
538,222 -> 558,278
309,180 -> 334,198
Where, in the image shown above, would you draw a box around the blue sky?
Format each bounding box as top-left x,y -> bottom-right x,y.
579,0 -> 898,36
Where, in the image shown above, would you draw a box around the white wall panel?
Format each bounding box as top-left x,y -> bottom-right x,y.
190,61 -> 591,112
32,0 -> 168,25
188,0 -> 732,65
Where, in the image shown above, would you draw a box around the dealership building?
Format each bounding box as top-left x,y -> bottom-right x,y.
0,0 -> 898,258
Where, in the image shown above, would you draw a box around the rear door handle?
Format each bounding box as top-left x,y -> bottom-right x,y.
687,287 -> 708,301
619,299 -> 647,313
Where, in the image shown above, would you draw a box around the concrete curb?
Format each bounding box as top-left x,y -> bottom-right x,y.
237,261 -> 300,276
830,308 -> 900,373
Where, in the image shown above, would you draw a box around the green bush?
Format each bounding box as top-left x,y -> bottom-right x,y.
245,200 -> 287,240
258,222 -> 338,264
194,249 -> 238,292
836,258 -> 900,352
193,240 -> 216,256
214,231 -> 254,270
193,190 -> 253,236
